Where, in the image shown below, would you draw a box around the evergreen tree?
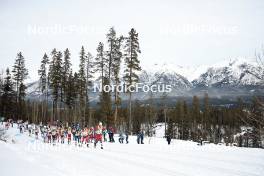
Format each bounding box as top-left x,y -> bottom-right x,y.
123,28 -> 141,132
105,27 -> 116,125
38,53 -> 49,94
203,93 -> 210,139
86,52 -> 94,81
192,95 -> 200,141
49,49 -> 63,121
73,72 -> 80,123
78,46 -> 87,125
175,101 -> 184,139
65,70 -> 79,123
112,37 -> 123,125
38,53 -> 49,122
99,76 -> 112,125
95,42 -> 112,125
2,68 -> 16,118
106,27 -> 116,81
62,48 -> 71,102
182,100 -> 190,140
18,82 -> 27,118
106,27 -> 124,125
85,52 -> 94,125
95,42 -> 107,83
12,52 -> 28,103
12,52 -> 28,118
65,70 -> 75,109
250,97 -> 264,147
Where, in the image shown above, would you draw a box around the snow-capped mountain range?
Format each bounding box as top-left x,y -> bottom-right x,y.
143,58 -> 263,86
26,58 -> 264,100
192,58 -> 264,87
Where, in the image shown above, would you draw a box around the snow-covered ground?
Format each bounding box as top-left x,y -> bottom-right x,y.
0,124 -> 263,176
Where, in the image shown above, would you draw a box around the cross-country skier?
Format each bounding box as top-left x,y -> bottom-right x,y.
166,134 -> 171,145
119,133 -> 124,144
72,128 -> 76,143
94,122 -> 103,149
40,126 -> 45,138
75,130 -> 81,146
10,119 -> 14,127
60,128 -> 65,144
35,127 -> 39,140
81,128 -> 89,147
137,130 -> 144,144
51,128 -> 57,145
56,128 -> 60,143
47,129 -> 52,143
19,124 -> 23,133
64,128 -> 68,139
108,126 -> 115,142
102,126 -> 107,142
67,128 -> 72,145
43,127 -> 48,143
140,130 -> 144,144
28,124 -> 32,136
125,131 -> 129,144
89,127 -> 94,143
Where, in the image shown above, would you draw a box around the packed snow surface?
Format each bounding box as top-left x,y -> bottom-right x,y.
0,124 -> 263,176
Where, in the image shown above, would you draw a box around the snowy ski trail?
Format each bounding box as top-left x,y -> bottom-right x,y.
0,125 -> 263,176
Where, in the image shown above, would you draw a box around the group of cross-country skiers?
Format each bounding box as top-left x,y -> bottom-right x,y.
3,119 -> 146,149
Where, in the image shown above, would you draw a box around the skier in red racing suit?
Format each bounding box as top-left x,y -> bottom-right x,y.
94,122 -> 103,149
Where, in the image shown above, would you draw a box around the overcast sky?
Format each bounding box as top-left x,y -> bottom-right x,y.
0,0 -> 264,81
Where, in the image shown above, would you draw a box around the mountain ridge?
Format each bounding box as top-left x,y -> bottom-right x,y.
26,58 -> 264,101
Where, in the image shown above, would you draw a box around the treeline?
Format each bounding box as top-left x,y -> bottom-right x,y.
0,27 -> 141,131
0,52 -> 28,121
164,95 -> 264,148
128,95 -> 263,148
